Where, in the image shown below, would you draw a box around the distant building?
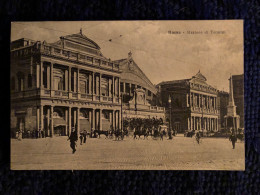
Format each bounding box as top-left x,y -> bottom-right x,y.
232,74 -> 244,128
217,91 -> 229,129
157,71 -> 220,133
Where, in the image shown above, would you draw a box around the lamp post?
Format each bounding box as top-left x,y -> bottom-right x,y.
168,95 -> 172,139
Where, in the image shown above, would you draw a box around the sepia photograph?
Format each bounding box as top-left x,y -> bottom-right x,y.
10,20 -> 244,170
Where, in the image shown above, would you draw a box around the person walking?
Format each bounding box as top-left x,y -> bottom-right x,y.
68,127 -> 78,154
195,131 -> 201,144
229,133 -> 237,149
83,130 -> 87,143
79,132 -> 83,145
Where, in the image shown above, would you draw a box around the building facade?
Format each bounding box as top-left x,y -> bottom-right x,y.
11,31 -> 165,137
11,31 -> 122,137
217,90 -> 229,129
232,74 -> 244,128
114,52 -> 165,120
157,71 -> 220,133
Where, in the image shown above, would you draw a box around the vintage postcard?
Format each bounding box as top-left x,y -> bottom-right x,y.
10,20 -> 244,170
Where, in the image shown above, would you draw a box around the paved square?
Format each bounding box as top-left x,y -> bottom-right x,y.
11,134 -> 245,170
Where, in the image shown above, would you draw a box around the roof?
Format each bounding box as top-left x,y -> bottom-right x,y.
114,55 -> 157,94
157,79 -> 190,86
62,32 -> 101,49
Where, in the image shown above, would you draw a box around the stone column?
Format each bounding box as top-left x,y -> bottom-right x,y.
119,110 -> 121,129
47,107 -> 50,136
188,117 -> 190,130
40,105 -> 44,131
47,65 -> 50,89
65,109 -> 68,136
129,83 -> 132,95
50,62 -> 53,91
109,112 -> 112,127
190,92 -> 192,108
92,72 -> 95,95
92,109 -> 95,131
186,93 -> 189,107
113,110 -> 116,130
96,110 -> 99,130
68,107 -> 71,136
199,94 -> 201,108
100,109 -> 103,130
68,67 -> 71,92
199,117 -> 201,130
36,63 -> 40,88
191,116 -> 193,130
40,61 -> 43,88
88,73 -> 92,95
36,107 -> 40,131
99,74 -> 102,99
123,82 -> 126,93
77,107 -> 80,136
89,110 -> 92,130
112,77 -> 115,102
118,78 -> 121,98
50,106 -> 54,137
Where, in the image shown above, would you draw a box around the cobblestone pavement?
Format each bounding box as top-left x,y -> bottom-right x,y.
11,134 -> 245,170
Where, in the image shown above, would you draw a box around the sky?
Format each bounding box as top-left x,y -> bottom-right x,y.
11,20 -> 243,91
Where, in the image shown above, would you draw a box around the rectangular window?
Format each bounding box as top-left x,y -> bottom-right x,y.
80,81 -> 86,94
120,82 -> 124,92
125,83 -> 130,94
101,77 -> 108,96
43,65 -> 48,88
148,90 -> 151,96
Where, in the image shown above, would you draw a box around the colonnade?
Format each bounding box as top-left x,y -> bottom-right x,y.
187,116 -> 218,131
187,92 -> 217,110
36,105 -> 121,137
37,61 -> 120,100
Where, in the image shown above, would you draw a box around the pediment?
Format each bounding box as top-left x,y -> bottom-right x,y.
192,71 -> 207,81
63,33 -> 100,50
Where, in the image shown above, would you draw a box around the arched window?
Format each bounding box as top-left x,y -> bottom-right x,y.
11,77 -> 15,90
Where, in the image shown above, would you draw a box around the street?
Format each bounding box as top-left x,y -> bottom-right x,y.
11,134 -> 245,170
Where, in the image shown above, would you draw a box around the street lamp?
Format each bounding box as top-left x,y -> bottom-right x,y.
168,95 -> 172,139
120,92 -> 124,132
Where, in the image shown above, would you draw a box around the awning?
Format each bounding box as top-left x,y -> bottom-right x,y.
80,119 -> 91,131
53,118 -> 66,127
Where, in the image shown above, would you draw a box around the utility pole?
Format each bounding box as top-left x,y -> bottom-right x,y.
168,95 -> 172,139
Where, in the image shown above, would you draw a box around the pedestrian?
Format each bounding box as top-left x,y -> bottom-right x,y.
196,131 -> 201,144
41,129 -> 45,138
35,129 -> 38,139
79,132 -> 83,145
83,129 -> 87,143
68,128 -> 78,154
17,129 -> 22,141
229,133 -> 237,149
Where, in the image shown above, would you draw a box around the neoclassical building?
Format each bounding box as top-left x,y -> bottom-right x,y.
114,52 -> 165,119
11,31 -> 165,137
157,71 -> 220,133
11,31 -> 122,137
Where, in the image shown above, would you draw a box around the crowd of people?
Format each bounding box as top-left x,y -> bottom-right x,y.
15,128 -> 46,140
